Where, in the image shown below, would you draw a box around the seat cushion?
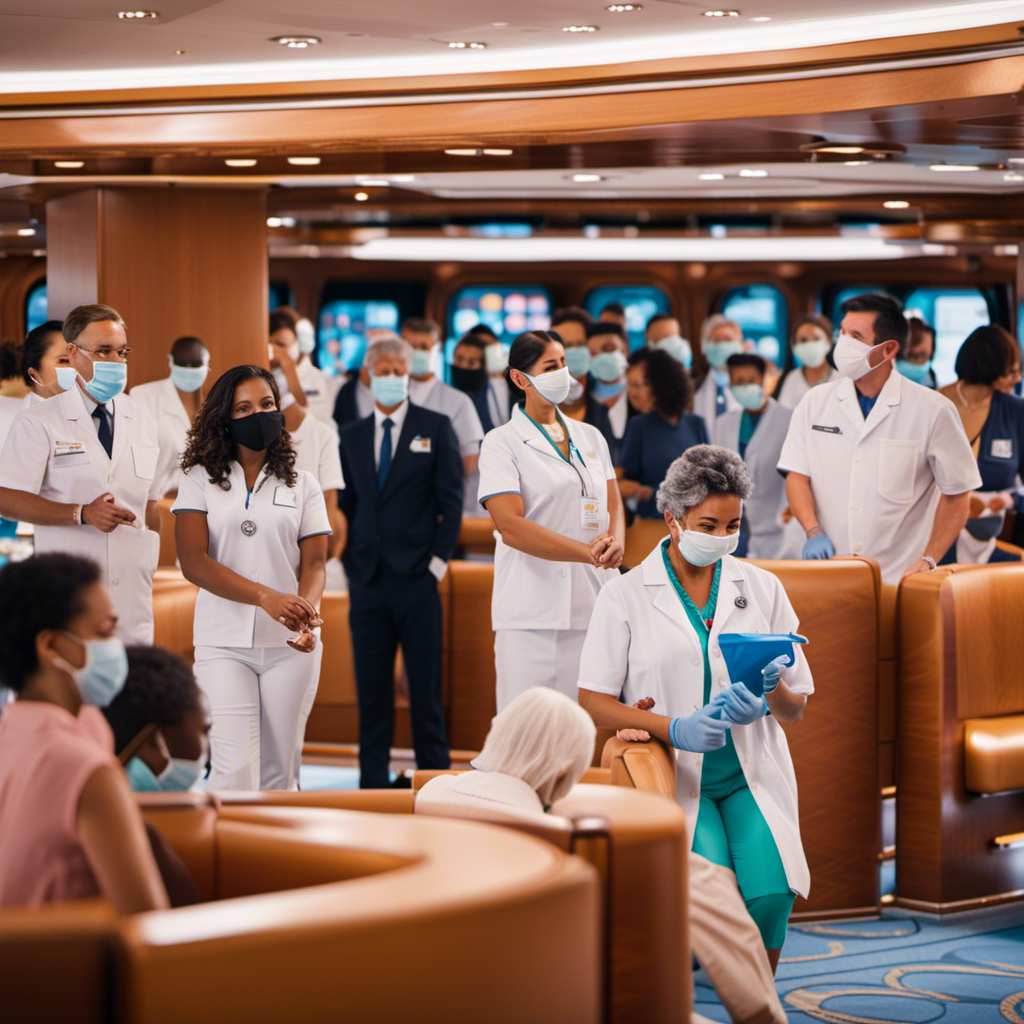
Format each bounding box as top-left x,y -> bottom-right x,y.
965,716 -> 1024,794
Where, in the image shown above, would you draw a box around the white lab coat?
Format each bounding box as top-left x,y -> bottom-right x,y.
713,399 -> 793,559
692,372 -> 740,439
130,376 -> 192,497
0,388 -> 161,643
776,366 -> 840,410
478,405 -> 618,631
578,548 -> 813,897
778,370 -> 982,583
296,358 -> 337,435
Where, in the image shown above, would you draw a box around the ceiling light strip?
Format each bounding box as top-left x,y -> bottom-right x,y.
3,40 -> 1023,121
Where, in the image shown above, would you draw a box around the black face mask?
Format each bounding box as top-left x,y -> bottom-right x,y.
450,365 -> 488,395
227,410 -> 284,451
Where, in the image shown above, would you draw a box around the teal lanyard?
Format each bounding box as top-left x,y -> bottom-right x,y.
521,408 -> 582,467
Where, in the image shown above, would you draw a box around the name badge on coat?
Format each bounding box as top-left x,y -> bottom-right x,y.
53,440 -> 89,468
992,439 -> 1014,459
580,496 -> 606,534
273,486 -> 298,508
410,436 -> 431,453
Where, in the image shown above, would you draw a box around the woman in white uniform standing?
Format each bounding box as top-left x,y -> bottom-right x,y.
775,315 -> 839,409
478,330 -> 625,711
173,365 -> 331,791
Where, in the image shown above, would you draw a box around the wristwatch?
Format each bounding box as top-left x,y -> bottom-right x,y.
72,504 -> 84,526
922,555 -> 937,570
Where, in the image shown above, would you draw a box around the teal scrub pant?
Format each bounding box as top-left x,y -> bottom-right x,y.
693,767 -> 794,950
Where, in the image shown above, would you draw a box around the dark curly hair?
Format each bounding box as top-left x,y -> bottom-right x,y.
180,364 -> 297,488
628,347 -> 694,419
0,553 -> 101,691
103,645 -> 201,755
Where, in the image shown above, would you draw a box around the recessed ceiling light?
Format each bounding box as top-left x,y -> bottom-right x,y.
750,15 -> 771,20
175,49 -> 188,55
356,178 -> 390,186
448,41 -> 487,49
1008,158 -> 1024,165
17,228 -> 35,237
54,160 -> 84,169
573,173 -> 604,182
1004,173 -> 1024,182
817,145 -> 867,154
482,148 -> 513,156
118,10 -> 159,19
354,192 -> 370,202
445,149 -> 480,156
491,22 -> 509,27
883,200 -> 909,209
844,160 -> 870,166
699,172 -> 725,180
563,25 -> 599,32
738,169 -> 768,177
702,10 -> 740,16
387,174 -> 416,182
225,158 -> 257,167
287,156 -> 321,166
270,35 -> 321,48
929,163 -> 980,172
606,3 -> 643,10
266,217 -> 284,227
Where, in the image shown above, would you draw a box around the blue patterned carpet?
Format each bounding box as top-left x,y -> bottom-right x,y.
695,907 -> 1024,1023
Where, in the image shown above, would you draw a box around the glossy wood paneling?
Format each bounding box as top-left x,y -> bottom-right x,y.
46,187 -> 268,387
0,256 -> 45,343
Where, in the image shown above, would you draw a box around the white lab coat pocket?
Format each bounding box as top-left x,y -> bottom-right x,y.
132,444 -> 159,481
878,439 -> 918,505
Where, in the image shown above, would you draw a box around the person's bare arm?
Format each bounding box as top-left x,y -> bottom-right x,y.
0,487 -> 135,531
289,532 -> 329,652
175,510 -> 314,630
461,453 -> 480,476
145,500 -> 161,533
578,688 -> 674,745
485,492 -> 600,565
765,679 -> 807,723
785,473 -> 822,536
323,490 -> 346,560
274,348 -> 308,408
77,763 -> 169,915
903,491 -> 971,577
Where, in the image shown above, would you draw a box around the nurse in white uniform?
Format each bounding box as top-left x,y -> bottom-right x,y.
20,320 -> 75,410
693,315 -> 743,437
173,364 -> 331,791
578,445 -> 812,970
0,304 -> 162,644
775,315 -> 839,410
479,330 -> 625,711
271,308 -> 337,432
130,335 -> 210,497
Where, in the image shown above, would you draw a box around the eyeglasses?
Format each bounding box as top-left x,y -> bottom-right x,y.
76,345 -> 131,361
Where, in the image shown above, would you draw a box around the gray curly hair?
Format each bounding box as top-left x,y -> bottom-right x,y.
655,444 -> 753,518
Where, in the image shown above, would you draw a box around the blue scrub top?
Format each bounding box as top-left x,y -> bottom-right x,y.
969,390 -> 1024,541
621,412 -> 710,518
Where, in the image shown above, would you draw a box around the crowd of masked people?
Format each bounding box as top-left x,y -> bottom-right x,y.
0,293 -> 1021,1024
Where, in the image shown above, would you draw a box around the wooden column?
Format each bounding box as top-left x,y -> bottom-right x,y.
46,187 -> 268,386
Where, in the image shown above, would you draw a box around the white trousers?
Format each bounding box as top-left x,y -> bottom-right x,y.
195,643 -> 322,791
494,628 -> 588,713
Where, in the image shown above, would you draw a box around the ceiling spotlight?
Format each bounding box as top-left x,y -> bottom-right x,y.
175,49 -> 188,55
1004,173 -> 1024,182
270,35 -> 321,48
225,158 -> 257,167
482,148 -> 513,156
356,178 -> 390,186
563,25 -> 599,32
266,217 -> 284,228
354,192 -> 370,202
445,149 -> 480,156
844,160 -> 870,166
54,160 -> 84,169
572,173 -> 604,182
118,10 -> 159,19
750,15 -> 771,20
448,41 -> 487,49
702,10 -> 740,16
287,156 -> 321,166
492,22 -> 509,27
606,3 -> 642,10
929,163 -> 980,172
883,200 -> 910,209
17,228 -> 35,237
738,169 -> 768,177
699,172 -> 725,180
387,174 -> 416,182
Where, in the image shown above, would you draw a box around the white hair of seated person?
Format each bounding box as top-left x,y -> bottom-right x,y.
472,687 -> 596,808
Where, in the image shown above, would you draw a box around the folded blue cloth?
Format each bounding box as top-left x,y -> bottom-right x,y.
716,632 -> 808,697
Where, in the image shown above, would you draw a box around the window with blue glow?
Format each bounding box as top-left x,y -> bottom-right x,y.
269,280 -> 292,311
25,279 -> 47,334
904,288 -> 992,387
719,284 -> 788,365
584,284 -> 671,351
446,285 -> 551,374
317,300 -> 401,377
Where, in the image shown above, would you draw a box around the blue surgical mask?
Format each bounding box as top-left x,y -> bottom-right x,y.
55,366 -> 78,392
169,361 -> 209,393
896,359 -> 932,385
590,350 -> 628,383
371,373 -> 409,407
792,339 -> 830,369
653,334 -> 692,368
730,383 -> 765,410
485,345 -> 507,374
83,360 -> 127,403
127,757 -> 165,792
410,348 -> 434,376
564,346 -> 592,378
591,378 -> 626,400
161,754 -> 206,792
704,340 -> 744,369
53,633 -> 128,708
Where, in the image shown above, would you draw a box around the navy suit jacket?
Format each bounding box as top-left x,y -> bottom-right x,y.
338,402 -> 464,584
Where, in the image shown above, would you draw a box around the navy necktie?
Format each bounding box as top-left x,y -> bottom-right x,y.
92,404 -> 113,459
377,417 -> 394,490
715,381 -> 727,416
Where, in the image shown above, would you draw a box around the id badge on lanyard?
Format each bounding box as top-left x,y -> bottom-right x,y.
572,444 -> 606,535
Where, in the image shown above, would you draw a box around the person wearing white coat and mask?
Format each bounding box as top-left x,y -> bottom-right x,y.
271,307 -> 337,432
779,293 -> 980,584
714,353 -> 792,559
479,330 -> 626,712
693,315 -> 743,437
578,445 -> 813,972
775,315 -> 839,410
0,304 -> 163,644
130,335 -> 211,497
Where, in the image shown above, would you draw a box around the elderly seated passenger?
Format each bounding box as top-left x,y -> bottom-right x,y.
419,687 -> 787,1024
0,554 -> 169,914
578,446 -> 813,975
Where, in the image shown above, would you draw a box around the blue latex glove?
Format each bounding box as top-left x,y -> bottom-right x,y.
802,532 -> 835,560
715,682 -> 767,726
761,654 -> 791,695
669,704 -> 732,752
